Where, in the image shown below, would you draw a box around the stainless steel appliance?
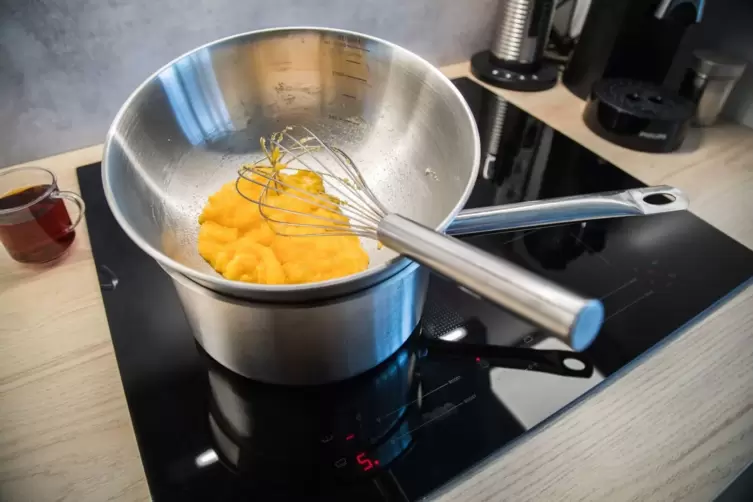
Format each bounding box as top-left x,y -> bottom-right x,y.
471,0 -> 559,91
679,50 -> 747,126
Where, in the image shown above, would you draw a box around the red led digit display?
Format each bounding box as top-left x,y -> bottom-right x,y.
356,452 -> 374,471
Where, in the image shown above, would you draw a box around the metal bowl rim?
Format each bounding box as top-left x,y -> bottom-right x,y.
102,25 -> 481,298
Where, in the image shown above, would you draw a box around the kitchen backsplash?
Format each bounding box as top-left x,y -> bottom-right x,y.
3,0 -> 750,167
0,0 -> 497,166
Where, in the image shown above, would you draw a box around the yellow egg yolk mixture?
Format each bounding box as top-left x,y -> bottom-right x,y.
197,167 -> 369,285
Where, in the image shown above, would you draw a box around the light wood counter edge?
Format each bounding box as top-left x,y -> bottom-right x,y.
0,63 -> 751,502
0,144 -> 150,501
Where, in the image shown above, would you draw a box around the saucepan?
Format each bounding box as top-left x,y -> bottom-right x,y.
102,27 -> 689,385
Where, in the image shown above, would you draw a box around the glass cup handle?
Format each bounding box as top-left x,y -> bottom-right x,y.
52,190 -> 86,233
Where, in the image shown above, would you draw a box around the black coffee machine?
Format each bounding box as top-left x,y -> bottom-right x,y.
563,0 -> 704,153
563,0 -> 705,100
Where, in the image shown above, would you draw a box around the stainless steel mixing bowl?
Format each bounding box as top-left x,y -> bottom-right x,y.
103,26 -> 479,302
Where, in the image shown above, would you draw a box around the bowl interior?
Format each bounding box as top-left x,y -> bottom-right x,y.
104,28 -> 479,291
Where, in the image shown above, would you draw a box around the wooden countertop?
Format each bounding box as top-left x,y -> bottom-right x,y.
2,63 -> 753,501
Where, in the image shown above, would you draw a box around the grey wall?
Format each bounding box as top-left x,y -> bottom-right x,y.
0,0 -> 497,166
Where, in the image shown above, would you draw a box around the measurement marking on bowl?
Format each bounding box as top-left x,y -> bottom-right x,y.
332,71 -> 369,84
323,40 -> 371,52
327,114 -> 366,125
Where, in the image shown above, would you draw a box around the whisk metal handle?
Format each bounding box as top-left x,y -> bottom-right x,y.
378,214 -> 604,351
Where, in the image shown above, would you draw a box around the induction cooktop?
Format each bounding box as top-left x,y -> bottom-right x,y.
77,78 -> 753,501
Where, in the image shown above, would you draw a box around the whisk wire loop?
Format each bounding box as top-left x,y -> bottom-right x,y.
236,125 -> 388,239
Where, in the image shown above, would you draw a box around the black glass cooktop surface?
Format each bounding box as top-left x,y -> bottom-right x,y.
77,78 -> 753,501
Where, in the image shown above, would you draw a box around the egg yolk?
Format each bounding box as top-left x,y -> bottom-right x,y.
197,167 -> 369,285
